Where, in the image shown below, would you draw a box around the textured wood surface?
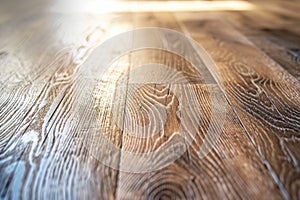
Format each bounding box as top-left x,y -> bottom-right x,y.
175,10 -> 300,200
0,0 -> 300,199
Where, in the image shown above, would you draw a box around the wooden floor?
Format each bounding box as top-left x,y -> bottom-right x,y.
0,0 -> 300,199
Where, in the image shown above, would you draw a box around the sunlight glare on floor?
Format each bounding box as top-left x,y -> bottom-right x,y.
51,0 -> 254,14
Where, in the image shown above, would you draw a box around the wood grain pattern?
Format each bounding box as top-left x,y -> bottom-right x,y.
112,14 -> 283,199
175,12 -> 300,199
0,0 -> 300,199
0,7 -> 134,199
115,84 -> 283,199
224,7 -> 300,81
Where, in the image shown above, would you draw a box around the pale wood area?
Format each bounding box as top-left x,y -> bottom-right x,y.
0,0 -> 299,199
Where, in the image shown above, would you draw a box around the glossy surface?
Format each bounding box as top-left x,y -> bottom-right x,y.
0,0 -> 299,199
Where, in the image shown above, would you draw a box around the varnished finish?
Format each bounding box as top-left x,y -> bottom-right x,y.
0,0 -> 299,199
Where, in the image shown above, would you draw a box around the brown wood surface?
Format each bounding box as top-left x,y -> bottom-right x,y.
0,0 -> 299,199
175,11 -> 300,200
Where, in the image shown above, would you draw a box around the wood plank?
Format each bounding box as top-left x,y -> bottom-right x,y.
113,13 -> 284,199
224,7 -> 300,81
0,7 -> 134,199
175,12 -> 300,199
116,83 -> 283,199
1,1 -> 299,199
